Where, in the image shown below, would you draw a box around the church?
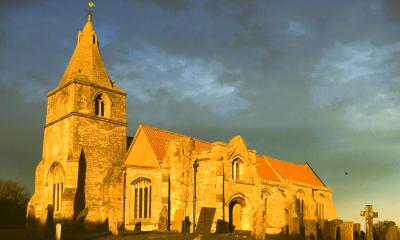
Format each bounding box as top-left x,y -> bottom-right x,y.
27,11 -> 336,236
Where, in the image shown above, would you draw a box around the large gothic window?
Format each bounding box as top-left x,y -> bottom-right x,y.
132,178 -> 151,220
48,163 -> 64,212
317,194 -> 325,219
232,159 -> 240,180
94,93 -> 105,117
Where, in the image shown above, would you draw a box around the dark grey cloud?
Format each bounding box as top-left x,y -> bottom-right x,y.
135,0 -> 192,12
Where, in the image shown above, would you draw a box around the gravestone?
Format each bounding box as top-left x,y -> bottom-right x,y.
360,205 -> 378,240
158,205 -> 168,231
353,223 -> 361,239
182,216 -> 191,233
386,226 -> 400,240
317,219 -> 325,239
304,220 -> 317,239
252,204 -> 265,240
340,222 -> 354,240
73,207 -> 88,230
44,205 -> 55,240
55,223 -> 62,240
324,221 -> 338,240
196,207 -> 216,234
289,217 -> 300,235
171,209 -> 184,232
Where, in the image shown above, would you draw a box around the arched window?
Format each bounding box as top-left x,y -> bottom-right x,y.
232,159 -> 240,180
48,163 -> 64,212
261,190 -> 271,218
94,93 -> 105,117
132,178 -> 151,220
317,194 -> 325,219
296,190 -> 305,220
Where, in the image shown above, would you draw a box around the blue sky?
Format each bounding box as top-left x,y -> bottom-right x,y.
1,0 -> 400,225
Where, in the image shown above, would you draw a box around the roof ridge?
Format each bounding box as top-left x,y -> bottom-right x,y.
140,123 -> 212,145
257,154 -> 306,167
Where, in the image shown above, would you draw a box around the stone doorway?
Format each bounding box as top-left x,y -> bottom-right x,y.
229,196 -> 247,232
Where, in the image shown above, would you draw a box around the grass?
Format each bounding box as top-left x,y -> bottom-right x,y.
0,228 -> 304,240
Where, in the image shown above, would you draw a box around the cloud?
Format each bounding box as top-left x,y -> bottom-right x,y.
0,29 -> 6,47
312,41 -> 400,129
110,44 -> 250,114
287,21 -> 307,36
135,0 -> 192,12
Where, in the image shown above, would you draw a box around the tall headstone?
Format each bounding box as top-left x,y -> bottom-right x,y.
251,204 -> 265,240
360,205 -> 378,240
171,209 -> 184,232
289,217 -> 300,235
353,223 -> 361,239
385,226 -> 400,240
304,220 -> 317,239
324,221 -> 338,240
196,207 -> 216,234
340,222 -> 354,240
158,205 -> 168,231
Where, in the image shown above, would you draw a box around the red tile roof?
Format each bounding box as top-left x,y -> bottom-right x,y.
265,156 -> 325,187
138,124 -> 325,187
256,155 -> 281,182
141,124 -> 211,161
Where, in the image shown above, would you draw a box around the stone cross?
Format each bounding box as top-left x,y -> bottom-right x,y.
360,204 -> 378,240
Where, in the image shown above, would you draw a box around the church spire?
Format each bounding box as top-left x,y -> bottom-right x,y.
57,6 -> 114,89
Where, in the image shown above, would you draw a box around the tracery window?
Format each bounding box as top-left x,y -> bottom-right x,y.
232,159 -> 240,180
94,93 -> 105,117
317,194 -> 325,219
132,178 -> 151,220
49,164 -> 64,212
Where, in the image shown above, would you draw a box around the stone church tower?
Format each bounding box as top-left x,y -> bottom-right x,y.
27,12 -> 127,227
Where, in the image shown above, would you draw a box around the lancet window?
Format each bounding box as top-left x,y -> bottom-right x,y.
296,190 -> 305,220
317,194 -> 325,219
232,159 -> 240,180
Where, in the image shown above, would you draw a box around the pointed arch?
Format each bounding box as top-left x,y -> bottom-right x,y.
93,91 -> 112,118
317,194 -> 325,219
46,162 -> 65,212
130,177 -> 152,220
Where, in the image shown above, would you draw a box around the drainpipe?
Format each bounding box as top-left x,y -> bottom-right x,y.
122,167 -> 127,229
222,160 -> 225,222
193,159 -> 199,233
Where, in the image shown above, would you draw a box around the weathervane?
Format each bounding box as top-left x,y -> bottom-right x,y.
87,1 -> 95,20
88,1 -> 96,9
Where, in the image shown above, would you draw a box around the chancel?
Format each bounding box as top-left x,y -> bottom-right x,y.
26,7 -> 336,236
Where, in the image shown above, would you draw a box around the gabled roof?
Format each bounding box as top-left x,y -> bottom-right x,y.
256,155 -> 281,182
141,124 -> 212,161
265,156 -> 326,187
136,124 -> 326,187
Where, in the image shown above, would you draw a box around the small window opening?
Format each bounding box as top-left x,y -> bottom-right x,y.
94,93 -> 105,117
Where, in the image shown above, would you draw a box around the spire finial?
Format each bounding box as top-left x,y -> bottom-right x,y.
87,1 -> 95,21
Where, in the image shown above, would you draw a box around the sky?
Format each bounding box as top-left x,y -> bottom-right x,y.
1,0 -> 400,226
